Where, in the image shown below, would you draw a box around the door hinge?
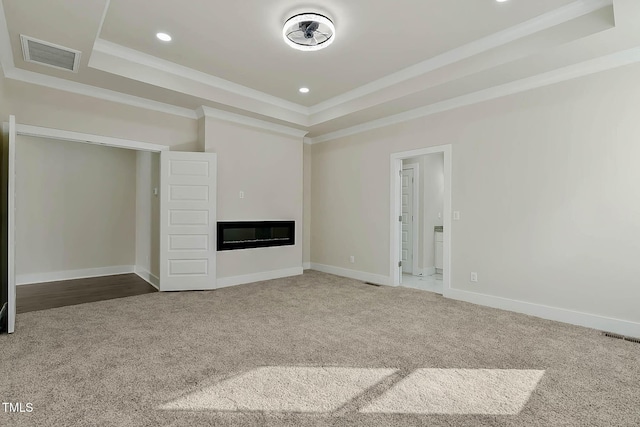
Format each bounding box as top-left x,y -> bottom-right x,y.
399,215 -> 402,222
399,170 -> 402,176
398,261 -> 402,267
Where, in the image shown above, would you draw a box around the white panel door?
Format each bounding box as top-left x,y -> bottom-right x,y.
160,151 -> 217,291
401,169 -> 414,274
5,116 -> 16,333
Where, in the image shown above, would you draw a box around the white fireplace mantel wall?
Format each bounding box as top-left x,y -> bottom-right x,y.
197,109 -> 306,287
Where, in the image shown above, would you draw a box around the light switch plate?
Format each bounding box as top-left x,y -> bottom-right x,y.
453,211 -> 460,220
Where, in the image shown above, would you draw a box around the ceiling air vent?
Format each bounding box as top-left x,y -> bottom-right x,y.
20,35 -> 81,72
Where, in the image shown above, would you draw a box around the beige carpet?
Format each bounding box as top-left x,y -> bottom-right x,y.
1,270 -> 638,426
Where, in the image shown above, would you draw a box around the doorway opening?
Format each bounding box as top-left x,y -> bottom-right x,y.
390,145 -> 452,295
3,118 -> 218,334
2,119 -> 169,332
13,127 -> 164,313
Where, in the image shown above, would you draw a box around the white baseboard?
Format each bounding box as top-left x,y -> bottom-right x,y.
303,262 -> 311,270
134,266 -> 160,290
445,288 -> 640,339
310,263 -> 391,286
216,267 -> 303,289
17,265 -> 135,285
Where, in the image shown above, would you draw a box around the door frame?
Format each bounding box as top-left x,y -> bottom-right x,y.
3,116 -> 16,333
15,124 -> 170,153
390,145 -> 452,295
4,119 -> 169,333
401,163 -> 420,276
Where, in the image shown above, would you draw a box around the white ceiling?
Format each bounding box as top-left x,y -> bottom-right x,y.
99,0 -> 578,106
1,0 -> 640,141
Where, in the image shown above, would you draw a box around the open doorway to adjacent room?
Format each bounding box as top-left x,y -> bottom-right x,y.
400,153 -> 445,294
12,126 -> 164,314
390,145 -> 451,295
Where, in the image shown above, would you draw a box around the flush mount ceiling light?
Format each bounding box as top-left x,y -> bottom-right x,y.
283,13 -> 335,52
156,32 -> 172,42
299,87 -> 310,93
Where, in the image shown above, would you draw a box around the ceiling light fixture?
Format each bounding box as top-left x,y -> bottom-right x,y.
156,32 -> 172,42
299,87 -> 310,94
283,13 -> 335,52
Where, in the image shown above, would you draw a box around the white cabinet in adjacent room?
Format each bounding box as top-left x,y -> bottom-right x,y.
435,230 -> 444,270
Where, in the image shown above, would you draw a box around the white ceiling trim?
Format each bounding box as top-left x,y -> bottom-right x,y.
16,123 -> 169,152
93,0 -> 111,48
3,66 -> 198,119
310,46 -> 640,144
93,38 -> 310,116
0,0 -> 14,69
308,0 -> 613,115
0,0 -> 191,120
197,106 -> 308,138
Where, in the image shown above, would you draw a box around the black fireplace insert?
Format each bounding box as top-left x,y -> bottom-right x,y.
217,221 -> 295,251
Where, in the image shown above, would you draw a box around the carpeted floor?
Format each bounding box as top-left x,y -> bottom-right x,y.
1,270 -> 638,426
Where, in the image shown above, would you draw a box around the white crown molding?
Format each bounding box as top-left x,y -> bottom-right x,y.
3,66 -> 198,119
308,0 -> 613,116
94,0 -> 111,47
310,46 -> 640,144
93,38 -> 310,116
0,0 -> 630,146
197,106 -> 308,138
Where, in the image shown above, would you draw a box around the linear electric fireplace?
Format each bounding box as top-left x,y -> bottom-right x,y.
217,221 -> 295,251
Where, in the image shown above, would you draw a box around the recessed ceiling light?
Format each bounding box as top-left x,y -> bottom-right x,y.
156,32 -> 172,42
283,13 -> 335,52
496,0 -> 509,2
299,87 -> 310,94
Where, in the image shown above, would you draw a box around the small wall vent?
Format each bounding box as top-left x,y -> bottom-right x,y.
603,332 -> 640,344
20,35 -> 81,72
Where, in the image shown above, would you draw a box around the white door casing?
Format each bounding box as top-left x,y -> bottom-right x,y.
5,116 -> 16,333
160,151 -> 217,291
401,168 -> 414,274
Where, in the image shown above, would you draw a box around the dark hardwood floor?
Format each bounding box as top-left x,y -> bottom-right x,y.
17,274 -> 158,314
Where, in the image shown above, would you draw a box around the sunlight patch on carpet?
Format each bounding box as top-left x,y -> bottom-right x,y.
159,366 -> 396,413
360,369 -> 545,415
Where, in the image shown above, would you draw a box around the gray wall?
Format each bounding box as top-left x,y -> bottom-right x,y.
311,62 -> 640,324
15,136 -> 137,280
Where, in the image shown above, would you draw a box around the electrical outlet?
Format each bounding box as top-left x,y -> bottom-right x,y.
239,191 -> 245,199
470,272 -> 478,282
349,256 -> 355,264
